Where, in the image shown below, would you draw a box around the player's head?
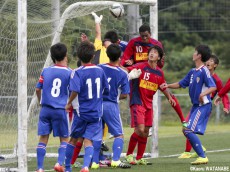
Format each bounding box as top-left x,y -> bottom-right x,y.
106,43 -> 122,62
206,54 -> 219,71
194,45 -> 212,62
50,43 -> 67,63
104,31 -> 119,43
77,41 -> 95,63
139,24 -> 151,43
148,45 -> 163,62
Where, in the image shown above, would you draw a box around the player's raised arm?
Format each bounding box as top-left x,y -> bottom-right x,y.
81,33 -> 89,42
91,12 -> 103,40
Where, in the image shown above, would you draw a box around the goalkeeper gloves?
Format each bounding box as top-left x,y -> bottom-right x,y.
128,69 -> 142,80
91,12 -> 103,24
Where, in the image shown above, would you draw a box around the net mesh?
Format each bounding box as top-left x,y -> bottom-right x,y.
0,0 -> 154,162
0,0 -> 229,169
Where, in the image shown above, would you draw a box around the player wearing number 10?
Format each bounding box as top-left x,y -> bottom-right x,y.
35,43 -> 72,172
64,41 -> 109,172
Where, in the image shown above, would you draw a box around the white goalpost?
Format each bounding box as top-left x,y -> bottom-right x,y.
0,0 -> 159,171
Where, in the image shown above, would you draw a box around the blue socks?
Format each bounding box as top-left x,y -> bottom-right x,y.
83,146 -> 94,168
186,132 -> 205,158
65,143 -> 75,172
113,138 -> 124,161
92,141 -> 101,164
57,142 -> 67,165
36,142 -> 46,169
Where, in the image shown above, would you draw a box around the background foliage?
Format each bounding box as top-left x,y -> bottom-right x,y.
157,0 -> 230,83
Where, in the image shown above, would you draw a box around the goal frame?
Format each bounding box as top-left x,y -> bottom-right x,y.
18,1 -> 158,171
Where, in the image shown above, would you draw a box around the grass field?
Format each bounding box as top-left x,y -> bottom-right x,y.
1,124 -> 229,172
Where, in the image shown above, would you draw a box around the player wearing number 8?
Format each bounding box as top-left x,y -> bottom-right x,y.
35,43 -> 72,172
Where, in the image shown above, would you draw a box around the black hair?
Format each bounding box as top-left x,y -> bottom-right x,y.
77,41 -> 95,63
77,59 -> 81,67
209,54 -> 219,70
148,45 -> 163,59
195,45 -> 212,62
50,43 -> 67,63
139,24 -> 151,34
104,30 -> 119,43
106,44 -> 122,62
210,54 -> 219,65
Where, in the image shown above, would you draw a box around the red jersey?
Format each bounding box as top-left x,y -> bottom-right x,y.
121,37 -> 163,66
211,74 -> 229,109
127,62 -> 166,109
218,78 -> 230,97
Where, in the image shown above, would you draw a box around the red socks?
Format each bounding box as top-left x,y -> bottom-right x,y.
127,132 -> 148,160
185,138 -> 192,152
171,95 -> 185,122
127,132 -> 139,155
136,136 -> 147,160
71,142 -> 83,165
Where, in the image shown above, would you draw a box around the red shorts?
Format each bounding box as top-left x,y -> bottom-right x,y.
130,104 -> 153,128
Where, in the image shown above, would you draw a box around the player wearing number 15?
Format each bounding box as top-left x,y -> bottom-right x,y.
64,41 -> 109,172
35,43 -> 72,172
125,45 -> 176,165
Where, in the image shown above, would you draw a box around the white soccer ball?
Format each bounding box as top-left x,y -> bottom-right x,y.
109,3 -> 125,18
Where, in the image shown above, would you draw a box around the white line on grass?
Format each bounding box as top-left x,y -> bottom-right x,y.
159,148 -> 230,158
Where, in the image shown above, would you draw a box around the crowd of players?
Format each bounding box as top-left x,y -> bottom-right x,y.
35,12 -> 230,172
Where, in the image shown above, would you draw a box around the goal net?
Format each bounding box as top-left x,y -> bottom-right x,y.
0,0 -> 157,169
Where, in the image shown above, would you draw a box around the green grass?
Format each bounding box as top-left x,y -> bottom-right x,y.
2,124 -> 229,172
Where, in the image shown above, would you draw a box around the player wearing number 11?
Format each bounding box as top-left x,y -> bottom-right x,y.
64,41 -> 109,172
35,43 -> 72,172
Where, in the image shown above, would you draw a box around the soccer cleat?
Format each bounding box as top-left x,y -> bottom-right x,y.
72,161 -> 82,168
178,152 -> 192,159
109,134 -> 114,139
111,160 -> 131,168
191,157 -> 208,165
182,121 -> 188,128
91,162 -> 99,169
54,163 -> 65,172
36,169 -> 44,172
0,156 -> 5,161
101,141 -> 109,152
80,167 -> 89,172
136,158 -> 152,165
99,159 -> 111,167
190,145 -> 207,158
125,154 -> 136,165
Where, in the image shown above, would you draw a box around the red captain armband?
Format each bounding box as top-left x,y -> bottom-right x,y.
38,75 -> 44,83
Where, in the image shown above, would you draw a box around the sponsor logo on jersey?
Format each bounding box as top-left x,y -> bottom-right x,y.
196,77 -> 200,83
139,79 -> 158,91
135,52 -> 148,61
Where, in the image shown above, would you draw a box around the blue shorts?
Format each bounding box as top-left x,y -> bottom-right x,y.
71,110 -> 102,141
187,103 -> 212,135
38,105 -> 69,137
102,101 -> 123,137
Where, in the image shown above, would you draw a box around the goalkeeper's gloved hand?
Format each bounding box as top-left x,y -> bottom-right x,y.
128,69 -> 142,80
91,12 -> 103,24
